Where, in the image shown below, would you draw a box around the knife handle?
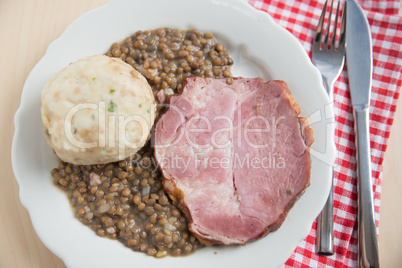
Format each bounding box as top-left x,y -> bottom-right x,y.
353,106 -> 379,268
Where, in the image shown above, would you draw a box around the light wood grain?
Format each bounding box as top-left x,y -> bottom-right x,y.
0,1 -> 108,267
0,0 -> 400,267
378,98 -> 402,267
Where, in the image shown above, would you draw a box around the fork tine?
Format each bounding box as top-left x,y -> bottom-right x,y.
331,0 -> 341,49
324,0 -> 334,46
339,1 -> 347,50
315,0 -> 328,44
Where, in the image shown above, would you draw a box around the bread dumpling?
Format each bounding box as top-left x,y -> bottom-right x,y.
41,54 -> 156,165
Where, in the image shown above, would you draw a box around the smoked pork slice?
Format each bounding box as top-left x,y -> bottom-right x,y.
154,77 -> 314,245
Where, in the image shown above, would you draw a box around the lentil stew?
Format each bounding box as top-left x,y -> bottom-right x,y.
51,28 -> 233,257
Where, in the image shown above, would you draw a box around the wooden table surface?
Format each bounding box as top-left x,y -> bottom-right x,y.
1,0 -> 400,267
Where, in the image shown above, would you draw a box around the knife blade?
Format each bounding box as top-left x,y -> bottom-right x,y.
346,0 -> 379,267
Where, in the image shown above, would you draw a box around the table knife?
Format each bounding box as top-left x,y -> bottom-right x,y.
346,0 -> 379,267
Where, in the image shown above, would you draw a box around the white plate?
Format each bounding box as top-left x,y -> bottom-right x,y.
12,0 -> 335,267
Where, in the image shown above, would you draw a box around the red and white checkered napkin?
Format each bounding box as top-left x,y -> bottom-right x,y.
248,0 -> 402,267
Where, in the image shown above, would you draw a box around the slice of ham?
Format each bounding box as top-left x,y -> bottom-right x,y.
154,77 -> 314,245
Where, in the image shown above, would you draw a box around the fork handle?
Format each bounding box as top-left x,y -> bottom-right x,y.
316,178 -> 334,255
354,106 -> 379,268
322,76 -> 334,100
315,76 -> 335,255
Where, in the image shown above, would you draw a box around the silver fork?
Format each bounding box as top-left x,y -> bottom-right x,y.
312,0 -> 346,255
